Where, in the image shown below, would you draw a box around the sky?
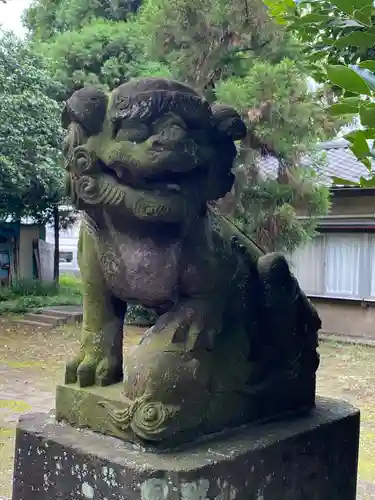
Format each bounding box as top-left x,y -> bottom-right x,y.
0,0 -> 31,37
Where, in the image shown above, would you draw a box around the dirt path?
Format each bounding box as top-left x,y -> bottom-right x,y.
316,339 -> 375,499
0,319 -> 143,499
1,320 -> 375,498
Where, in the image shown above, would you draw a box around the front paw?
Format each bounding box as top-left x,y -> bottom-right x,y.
65,354 -> 122,387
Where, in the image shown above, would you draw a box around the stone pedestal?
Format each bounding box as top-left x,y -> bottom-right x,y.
12,397 -> 359,500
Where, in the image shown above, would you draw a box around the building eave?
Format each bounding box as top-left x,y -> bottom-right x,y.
297,214 -> 375,229
330,186 -> 375,197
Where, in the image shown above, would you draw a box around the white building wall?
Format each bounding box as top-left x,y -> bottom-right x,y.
46,216 -> 81,274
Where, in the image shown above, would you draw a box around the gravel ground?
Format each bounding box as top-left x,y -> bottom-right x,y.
0,320 -> 374,498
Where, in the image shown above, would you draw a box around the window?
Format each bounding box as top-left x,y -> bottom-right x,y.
369,235 -> 375,298
289,236 -> 324,295
290,232 -> 374,300
59,251 -> 73,263
324,234 -> 361,298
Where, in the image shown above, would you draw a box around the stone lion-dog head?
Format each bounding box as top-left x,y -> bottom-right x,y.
62,77 -> 247,225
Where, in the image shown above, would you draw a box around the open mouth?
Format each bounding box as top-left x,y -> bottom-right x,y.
101,161 -> 208,195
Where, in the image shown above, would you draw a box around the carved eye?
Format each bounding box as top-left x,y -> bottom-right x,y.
152,114 -> 187,144
153,113 -> 186,133
115,119 -> 150,143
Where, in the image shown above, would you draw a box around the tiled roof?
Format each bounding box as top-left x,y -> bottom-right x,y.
256,138 -> 375,186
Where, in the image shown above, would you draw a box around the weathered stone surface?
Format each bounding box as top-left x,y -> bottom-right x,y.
55,382 -> 131,440
58,78 -> 323,446
13,397 -> 359,500
55,378 -> 316,448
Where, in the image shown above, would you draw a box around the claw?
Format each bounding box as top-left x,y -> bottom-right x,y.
77,358 -> 97,387
96,356 -> 123,386
65,354 -> 122,387
65,354 -> 84,384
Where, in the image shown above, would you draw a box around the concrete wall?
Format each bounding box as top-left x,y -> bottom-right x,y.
312,298 -> 375,340
305,190 -> 375,340
329,193 -> 375,216
18,225 -> 42,279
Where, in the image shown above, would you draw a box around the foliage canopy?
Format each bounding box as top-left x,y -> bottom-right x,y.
0,30 -> 64,220
35,19 -> 171,98
265,0 -> 375,187
23,0 -> 337,251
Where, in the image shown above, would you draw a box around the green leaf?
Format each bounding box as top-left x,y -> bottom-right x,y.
359,175 -> 375,187
333,0 -> 372,15
353,7 -> 374,26
311,70 -> 327,83
359,60 -> 375,72
360,157 -> 372,171
294,13 -> 331,25
263,0 -> 295,23
263,0 -> 295,10
359,102 -> 375,128
326,65 -> 371,95
363,129 -> 375,139
327,102 -> 359,115
334,32 -> 375,49
331,176 -> 358,186
341,97 -> 362,106
330,19 -> 363,27
345,129 -> 375,141
353,68 -> 375,90
305,50 -> 329,62
342,131 -> 373,171
350,132 -> 371,161
319,37 -> 335,47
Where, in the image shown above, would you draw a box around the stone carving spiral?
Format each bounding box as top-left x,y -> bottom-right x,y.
98,397 -> 178,441
130,400 -> 176,439
75,176 -> 101,205
75,175 -> 125,206
133,197 -> 172,220
72,145 -> 93,175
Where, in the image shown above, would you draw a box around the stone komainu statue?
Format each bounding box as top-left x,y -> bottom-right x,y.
59,77 -> 321,446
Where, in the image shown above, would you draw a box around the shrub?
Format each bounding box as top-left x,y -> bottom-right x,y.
0,296 -> 47,314
0,286 -> 15,302
125,304 -> 156,326
0,274 -> 83,315
59,273 -> 82,296
9,279 -> 58,297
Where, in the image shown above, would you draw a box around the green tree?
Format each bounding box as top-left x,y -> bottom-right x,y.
34,19 -> 170,98
24,0 -> 141,41
0,30 -> 64,220
265,0 -> 375,186
138,0 -> 336,250
216,60 -> 336,161
215,59 -> 333,251
24,0 -> 171,98
138,0 -> 280,97
25,0 -> 336,252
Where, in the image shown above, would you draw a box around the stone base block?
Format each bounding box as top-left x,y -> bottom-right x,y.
12,397 -> 359,500
55,382 -> 129,441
